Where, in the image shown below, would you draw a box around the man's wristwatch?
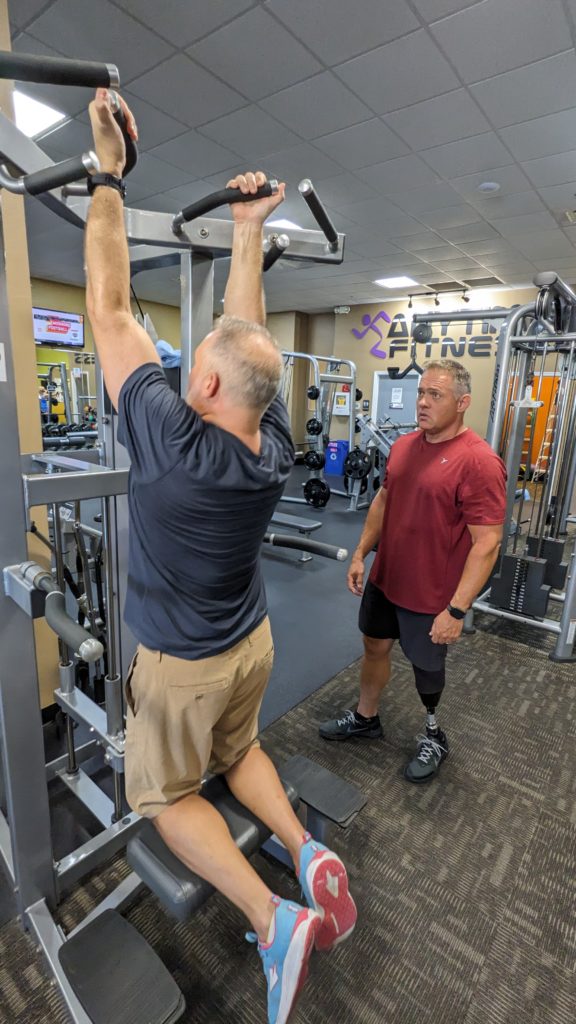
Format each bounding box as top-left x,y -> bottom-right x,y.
447,603 -> 467,620
87,173 -> 126,199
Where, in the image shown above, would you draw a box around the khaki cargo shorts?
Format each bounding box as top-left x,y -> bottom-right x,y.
124,616 -> 274,818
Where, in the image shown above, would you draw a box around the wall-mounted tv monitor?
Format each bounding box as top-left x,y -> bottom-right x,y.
33,307 -> 84,349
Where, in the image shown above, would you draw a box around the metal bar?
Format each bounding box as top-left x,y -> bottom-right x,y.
471,600 -> 561,633
320,372 -> 354,384
56,767 -> 114,828
412,309 -> 510,325
507,333 -> 576,343
23,466 -> 129,506
56,813 -> 141,891
46,739 -> 101,782
180,251 -> 214,399
533,271 -> 576,307
26,900 -> 94,1024
551,551 -> 576,661
486,303 -> 536,450
55,688 -> 124,755
0,808 -> 14,881
0,211 -> 57,918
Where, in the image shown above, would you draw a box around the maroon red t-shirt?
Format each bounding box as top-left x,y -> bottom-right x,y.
370,429 -> 507,614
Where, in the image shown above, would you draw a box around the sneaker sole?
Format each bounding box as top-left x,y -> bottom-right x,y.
319,728 -> 383,742
305,852 -> 357,953
276,912 -> 320,1024
404,751 -> 448,784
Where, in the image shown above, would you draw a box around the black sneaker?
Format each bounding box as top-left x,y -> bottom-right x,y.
404,729 -> 449,783
319,708 -> 383,742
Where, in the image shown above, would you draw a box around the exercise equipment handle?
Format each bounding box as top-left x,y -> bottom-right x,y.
0,51 -> 120,89
19,562 -> 104,663
298,179 -> 339,252
263,533 -> 348,561
0,151 -> 99,195
264,233 -> 290,272
172,180 -> 279,232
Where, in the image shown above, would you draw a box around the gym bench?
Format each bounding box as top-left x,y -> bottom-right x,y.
268,511 -> 322,562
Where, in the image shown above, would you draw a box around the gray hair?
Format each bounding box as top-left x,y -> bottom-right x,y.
422,359 -> 471,398
209,314 -> 282,413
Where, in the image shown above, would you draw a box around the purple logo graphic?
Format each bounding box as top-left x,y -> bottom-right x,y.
351,310 -> 392,358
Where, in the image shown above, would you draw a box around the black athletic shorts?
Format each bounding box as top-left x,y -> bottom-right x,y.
359,579 -> 447,672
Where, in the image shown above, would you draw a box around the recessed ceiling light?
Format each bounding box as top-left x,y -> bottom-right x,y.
374,276 -> 418,288
268,218 -> 302,230
13,90 -> 66,138
476,181 -> 501,194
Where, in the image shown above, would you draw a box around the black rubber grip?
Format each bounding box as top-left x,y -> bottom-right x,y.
24,154 -> 94,196
263,533 -> 348,561
298,181 -> 339,250
173,181 -> 278,230
0,51 -> 119,88
113,105 -> 138,176
264,235 -> 289,272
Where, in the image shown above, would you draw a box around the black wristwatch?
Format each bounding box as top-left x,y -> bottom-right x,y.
447,603 -> 466,620
87,173 -> 126,199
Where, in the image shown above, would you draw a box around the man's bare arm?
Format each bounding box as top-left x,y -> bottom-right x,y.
223,172 -> 285,326
85,90 -> 159,410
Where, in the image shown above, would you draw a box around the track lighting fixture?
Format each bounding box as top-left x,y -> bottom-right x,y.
434,293 -> 440,307
462,289 -> 470,303
408,295 -> 413,309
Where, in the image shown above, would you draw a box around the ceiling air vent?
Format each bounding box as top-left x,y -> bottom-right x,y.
462,276 -> 503,288
423,280 -> 462,292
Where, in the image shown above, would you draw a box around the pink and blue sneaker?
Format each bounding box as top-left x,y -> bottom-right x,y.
297,832 -> 357,952
247,895 -> 320,1024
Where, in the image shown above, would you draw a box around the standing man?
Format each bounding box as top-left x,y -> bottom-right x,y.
319,360 -> 506,781
85,90 -> 356,1024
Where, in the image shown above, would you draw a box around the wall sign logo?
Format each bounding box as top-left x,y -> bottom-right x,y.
351,310 -> 392,358
352,310 -> 502,359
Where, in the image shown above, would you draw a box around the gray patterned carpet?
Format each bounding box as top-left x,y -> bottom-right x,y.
1,626 -> 575,1024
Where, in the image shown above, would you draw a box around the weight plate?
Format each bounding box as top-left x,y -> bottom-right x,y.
355,388 -> 363,402
412,322 -> 432,344
307,385 -> 320,400
303,478 -> 331,508
306,417 -> 323,436
303,449 -> 325,470
343,447 -> 371,479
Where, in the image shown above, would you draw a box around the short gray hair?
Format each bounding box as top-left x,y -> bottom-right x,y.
209,315 -> 282,413
422,359 -> 471,398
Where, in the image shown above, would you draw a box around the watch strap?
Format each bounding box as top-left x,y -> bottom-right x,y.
87,173 -> 126,199
447,603 -> 466,620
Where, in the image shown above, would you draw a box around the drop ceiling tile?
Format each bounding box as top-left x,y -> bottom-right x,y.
450,165 -> 533,200
335,30 -> 460,114
131,181 -> 213,213
332,197 -> 414,227
308,173 -> 379,208
492,211 -> 558,236
255,143 -> 347,186
499,109 -> 576,163
357,154 -> 441,193
405,244 -> 464,261
113,93 -> 189,150
470,51 -> 576,129
410,0 -> 490,21
9,0 -> 49,31
27,0 -> 175,82
128,153 -> 195,197
385,89 -> 490,151
419,206 -> 483,230
313,120 -> 409,171
458,239 -> 522,256
522,151 -> 576,188
198,106 -> 300,158
426,256 -> 483,271
430,0 -> 570,84
440,222 -> 501,242
265,0 -> 419,64
472,192 -> 547,221
117,0 -> 256,47
261,73 -> 372,140
389,231 -> 448,250
389,183 -> 465,215
507,229 -> 575,256
422,133 -> 513,178
187,8 -> 321,101
129,55 -> 246,128
537,183 -> 576,211
148,131 -> 240,178
36,118 -> 94,162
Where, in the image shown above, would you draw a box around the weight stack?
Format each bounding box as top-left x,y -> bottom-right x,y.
525,536 -> 568,591
490,554 -> 550,619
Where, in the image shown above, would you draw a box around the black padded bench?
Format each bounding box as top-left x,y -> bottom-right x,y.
268,511 -> 322,563
127,756 -> 366,924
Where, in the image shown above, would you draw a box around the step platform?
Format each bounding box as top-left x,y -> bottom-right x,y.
58,909 -> 185,1024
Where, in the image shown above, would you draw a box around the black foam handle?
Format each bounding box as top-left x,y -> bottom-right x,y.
299,181 -> 339,250
112,104 -> 138,176
0,51 -> 119,88
173,181 -> 278,229
24,153 -> 94,196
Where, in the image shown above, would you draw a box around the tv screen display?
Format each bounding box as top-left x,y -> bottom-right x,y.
33,307 -> 84,349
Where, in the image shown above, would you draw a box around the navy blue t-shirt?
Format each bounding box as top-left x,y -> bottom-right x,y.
117,363 -> 294,660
